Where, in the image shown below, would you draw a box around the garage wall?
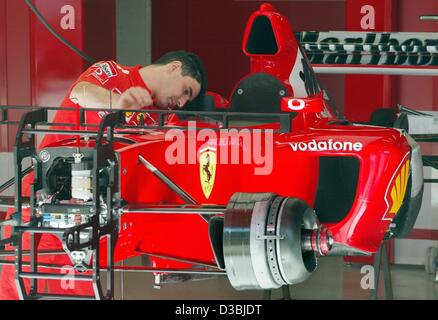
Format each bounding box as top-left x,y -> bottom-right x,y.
151,0 -> 346,105
397,0 -> 438,111
0,0 -> 32,153
0,0 -> 116,198
394,0 -> 438,265
0,0 -> 32,192
0,153 -> 13,197
0,0 -> 116,151
0,0 -> 7,152
116,0 -> 152,66
31,0 -> 116,108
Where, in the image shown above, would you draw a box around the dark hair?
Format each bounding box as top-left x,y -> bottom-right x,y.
152,50 -> 208,100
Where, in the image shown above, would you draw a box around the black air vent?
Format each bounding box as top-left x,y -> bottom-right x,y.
314,156 -> 360,223
246,16 -> 278,55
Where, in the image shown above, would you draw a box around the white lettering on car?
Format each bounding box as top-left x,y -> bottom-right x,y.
289,139 -> 363,152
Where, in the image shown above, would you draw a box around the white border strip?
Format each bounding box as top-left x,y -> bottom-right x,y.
314,66 -> 438,76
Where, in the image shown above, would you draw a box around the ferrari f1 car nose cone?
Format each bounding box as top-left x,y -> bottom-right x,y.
223,193 -> 331,291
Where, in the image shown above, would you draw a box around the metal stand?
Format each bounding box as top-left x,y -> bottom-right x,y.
263,285 -> 291,300
0,110 -> 121,300
370,241 -> 393,300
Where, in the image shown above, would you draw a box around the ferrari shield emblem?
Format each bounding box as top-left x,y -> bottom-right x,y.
199,149 -> 217,199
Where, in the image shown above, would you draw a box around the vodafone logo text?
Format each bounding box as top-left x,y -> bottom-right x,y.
289,139 -> 363,152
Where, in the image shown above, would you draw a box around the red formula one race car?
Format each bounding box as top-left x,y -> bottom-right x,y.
0,3 -> 424,299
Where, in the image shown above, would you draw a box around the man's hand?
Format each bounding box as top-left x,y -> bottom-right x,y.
115,87 -> 154,109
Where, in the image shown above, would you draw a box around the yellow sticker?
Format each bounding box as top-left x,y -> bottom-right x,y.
199,149 -> 217,199
136,113 -> 145,123
125,112 -> 134,122
389,159 -> 410,215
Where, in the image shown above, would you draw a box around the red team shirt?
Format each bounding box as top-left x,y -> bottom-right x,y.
40,60 -> 158,148
40,60 -> 231,148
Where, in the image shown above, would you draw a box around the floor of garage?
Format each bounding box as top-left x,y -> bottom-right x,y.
0,256 -> 437,299
109,256 -> 438,300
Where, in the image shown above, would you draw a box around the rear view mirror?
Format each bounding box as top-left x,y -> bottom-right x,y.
280,95 -> 324,113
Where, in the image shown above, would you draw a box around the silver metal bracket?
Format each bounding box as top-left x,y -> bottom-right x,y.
256,234 -> 285,240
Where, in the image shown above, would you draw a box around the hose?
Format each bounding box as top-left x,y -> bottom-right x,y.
24,0 -> 96,65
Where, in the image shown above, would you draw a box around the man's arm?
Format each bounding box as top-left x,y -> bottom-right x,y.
70,81 -> 154,109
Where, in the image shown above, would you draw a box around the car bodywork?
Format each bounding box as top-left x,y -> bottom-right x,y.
0,3 -> 424,299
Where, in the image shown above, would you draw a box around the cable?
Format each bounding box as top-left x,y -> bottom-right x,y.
0,166 -> 33,194
24,0 -> 96,65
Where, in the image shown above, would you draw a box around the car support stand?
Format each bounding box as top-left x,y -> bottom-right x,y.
370,241 -> 393,300
0,109 -> 120,300
263,286 -> 291,300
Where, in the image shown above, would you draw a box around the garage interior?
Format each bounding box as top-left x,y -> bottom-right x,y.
0,0 -> 438,300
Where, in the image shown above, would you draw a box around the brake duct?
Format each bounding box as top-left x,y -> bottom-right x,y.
222,193 -> 333,290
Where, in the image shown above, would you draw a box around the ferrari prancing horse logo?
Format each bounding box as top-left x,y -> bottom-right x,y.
199,149 -> 217,199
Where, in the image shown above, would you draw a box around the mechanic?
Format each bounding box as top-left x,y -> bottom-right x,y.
71,50 -> 206,111
39,50 -> 207,148
0,50 -> 208,300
